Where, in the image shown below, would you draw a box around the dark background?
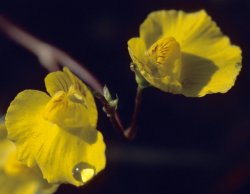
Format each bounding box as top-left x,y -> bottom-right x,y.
0,0 -> 250,193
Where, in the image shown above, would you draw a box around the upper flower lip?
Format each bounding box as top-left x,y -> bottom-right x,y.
44,67 -> 98,130
128,9 -> 242,97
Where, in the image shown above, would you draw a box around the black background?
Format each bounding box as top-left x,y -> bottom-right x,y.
0,0 -> 250,194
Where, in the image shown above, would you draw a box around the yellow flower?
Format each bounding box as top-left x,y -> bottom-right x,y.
0,121 -> 58,194
5,67 -> 106,186
128,10 -> 242,97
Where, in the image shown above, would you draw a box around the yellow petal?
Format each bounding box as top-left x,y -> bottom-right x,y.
129,10 -> 242,96
140,10 -> 222,49
45,67 -> 83,96
0,173 -> 58,194
128,37 -> 182,94
36,130 -> 106,186
180,53 -> 218,96
6,90 -> 50,167
45,67 -> 97,128
0,176 -> 39,194
6,90 -> 106,186
0,139 -> 58,194
0,140 -> 15,169
43,90 -> 94,130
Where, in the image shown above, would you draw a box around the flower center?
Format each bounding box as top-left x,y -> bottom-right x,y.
43,86 -> 90,129
146,36 -> 181,66
145,36 -> 182,78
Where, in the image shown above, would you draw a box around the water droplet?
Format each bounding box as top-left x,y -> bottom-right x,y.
72,162 -> 96,184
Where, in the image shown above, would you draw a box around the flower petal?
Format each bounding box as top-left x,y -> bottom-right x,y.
45,67 -> 83,96
45,67 -> 97,128
180,52 -> 241,96
6,90 -> 106,186
0,176 -> 39,194
140,10 -> 221,49
43,90 -> 95,130
6,90 -> 50,167
180,53 -> 218,96
128,38 -> 149,73
36,130 -> 105,186
0,171 -> 58,194
0,139 -> 58,194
